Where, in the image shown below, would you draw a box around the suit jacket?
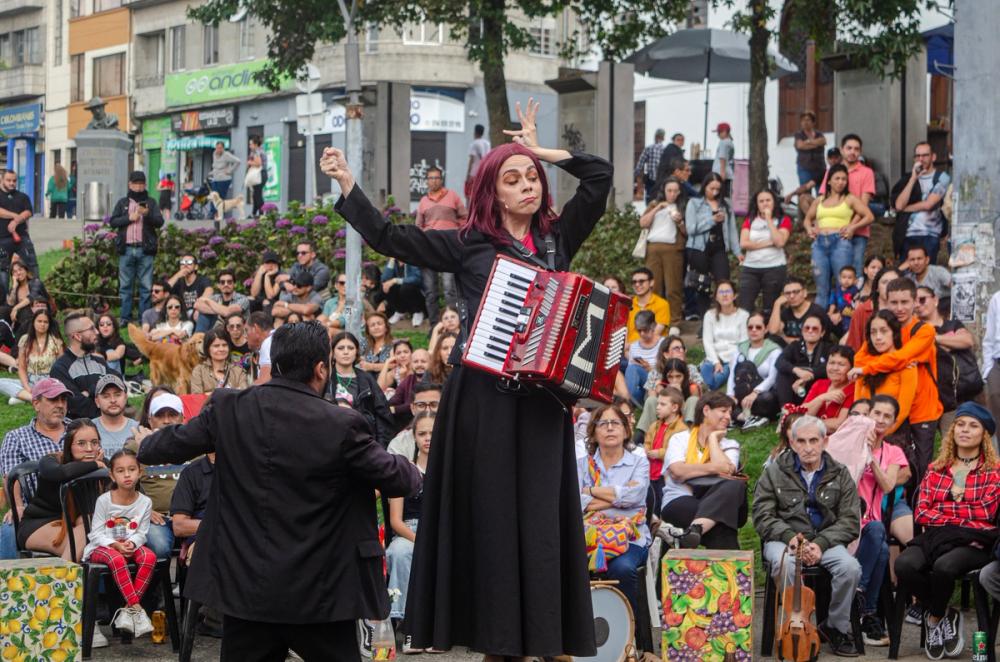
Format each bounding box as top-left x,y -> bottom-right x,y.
137,378 -> 423,623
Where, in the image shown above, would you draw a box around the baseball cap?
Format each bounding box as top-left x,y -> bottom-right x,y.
150,393 -> 184,417
714,122 -> 731,133
129,170 -> 147,184
95,373 -> 127,395
291,270 -> 314,288
31,377 -> 72,401
262,250 -> 281,265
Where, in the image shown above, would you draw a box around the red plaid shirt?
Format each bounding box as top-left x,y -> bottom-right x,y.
915,464 -> 1000,529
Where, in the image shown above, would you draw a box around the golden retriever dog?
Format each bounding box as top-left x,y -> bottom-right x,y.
128,324 -> 204,394
207,190 -> 246,222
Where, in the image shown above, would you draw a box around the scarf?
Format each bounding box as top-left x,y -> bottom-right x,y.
684,426 -> 709,465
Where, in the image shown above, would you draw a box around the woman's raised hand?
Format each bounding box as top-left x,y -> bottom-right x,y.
503,98 -> 540,149
319,147 -> 355,194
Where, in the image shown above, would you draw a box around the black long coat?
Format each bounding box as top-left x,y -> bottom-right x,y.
137,378 -> 422,623
334,152 -> 613,656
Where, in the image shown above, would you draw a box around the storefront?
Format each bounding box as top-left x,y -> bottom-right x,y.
0,103 -> 44,210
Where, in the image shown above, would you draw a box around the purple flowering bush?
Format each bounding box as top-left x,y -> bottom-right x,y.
47,200 -> 393,309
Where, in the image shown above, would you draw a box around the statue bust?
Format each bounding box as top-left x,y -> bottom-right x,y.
84,97 -> 120,131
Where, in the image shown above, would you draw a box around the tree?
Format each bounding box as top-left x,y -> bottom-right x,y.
190,0 -> 689,148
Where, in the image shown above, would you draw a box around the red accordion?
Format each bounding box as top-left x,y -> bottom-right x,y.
462,255 -> 630,403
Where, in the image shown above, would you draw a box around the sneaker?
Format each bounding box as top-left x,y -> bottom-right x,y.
861,614 -> 889,647
742,415 -> 770,430
91,627 -> 109,648
678,523 -> 702,549
131,606 -> 154,638
906,603 -> 925,625
924,615 -> 946,660
940,607 -> 963,658
112,607 -> 134,633
411,312 -> 425,327
668,326 -> 681,337
358,619 -> 374,658
7,396 -> 22,405
388,312 -> 405,324
818,620 -> 859,657
684,314 -> 701,322
402,635 -> 424,655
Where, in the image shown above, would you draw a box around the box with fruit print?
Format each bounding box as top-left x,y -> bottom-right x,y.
0,558 -> 82,662
661,549 -> 753,662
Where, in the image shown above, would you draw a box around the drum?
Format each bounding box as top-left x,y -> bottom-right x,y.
575,582 -> 636,662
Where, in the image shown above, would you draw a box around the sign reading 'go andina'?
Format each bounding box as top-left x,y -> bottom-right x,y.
165,59 -> 294,107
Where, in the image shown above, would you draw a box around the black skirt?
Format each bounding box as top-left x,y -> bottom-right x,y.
406,366 -> 596,657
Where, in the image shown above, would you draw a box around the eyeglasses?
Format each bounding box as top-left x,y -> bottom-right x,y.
914,152 -> 933,158
219,279 -> 234,285
595,419 -> 624,429
783,289 -> 803,296
336,280 -> 346,285
72,440 -> 101,449
296,251 -> 311,256
412,401 -> 439,411
180,259 -> 195,266
631,279 -> 650,285
716,289 -> 734,295
747,324 -> 765,330
78,325 -> 96,334
227,322 -> 244,329
426,176 -> 442,180
802,325 -> 822,332
167,304 -> 181,310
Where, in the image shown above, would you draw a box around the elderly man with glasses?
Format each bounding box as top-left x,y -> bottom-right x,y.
194,269 -> 251,332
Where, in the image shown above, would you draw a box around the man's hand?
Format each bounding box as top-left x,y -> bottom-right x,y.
6,221 -> 17,236
740,391 -> 758,412
774,294 -> 788,309
382,279 -> 395,294
636,358 -> 651,371
911,162 -> 923,180
19,210 -> 31,222
713,361 -> 724,374
802,542 -> 822,565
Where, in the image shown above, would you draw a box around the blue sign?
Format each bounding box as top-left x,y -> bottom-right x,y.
0,103 -> 42,137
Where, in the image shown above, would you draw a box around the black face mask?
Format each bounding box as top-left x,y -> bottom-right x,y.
128,189 -> 149,203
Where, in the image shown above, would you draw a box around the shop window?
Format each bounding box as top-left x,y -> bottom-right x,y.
93,52 -> 125,98
70,54 -> 84,102
170,26 -> 186,71
203,24 -> 219,65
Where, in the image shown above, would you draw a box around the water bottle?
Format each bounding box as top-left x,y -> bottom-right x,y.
151,610 -> 166,644
370,618 -> 396,661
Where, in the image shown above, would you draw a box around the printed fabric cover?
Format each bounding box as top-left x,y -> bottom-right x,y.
0,558 -> 82,662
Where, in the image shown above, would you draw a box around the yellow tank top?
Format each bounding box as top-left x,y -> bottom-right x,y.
816,199 -> 853,230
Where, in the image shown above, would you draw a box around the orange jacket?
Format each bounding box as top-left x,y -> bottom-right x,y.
855,317 -> 942,423
853,365 -> 918,434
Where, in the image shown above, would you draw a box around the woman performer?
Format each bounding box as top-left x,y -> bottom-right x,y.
320,99 -> 611,658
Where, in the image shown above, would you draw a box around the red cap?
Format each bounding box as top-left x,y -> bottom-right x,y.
714,122 -> 731,133
31,377 -> 72,400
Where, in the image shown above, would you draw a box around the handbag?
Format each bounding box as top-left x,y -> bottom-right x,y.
244,166 -> 262,188
631,228 -> 649,259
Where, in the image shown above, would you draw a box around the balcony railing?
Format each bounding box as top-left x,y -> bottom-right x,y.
0,0 -> 44,17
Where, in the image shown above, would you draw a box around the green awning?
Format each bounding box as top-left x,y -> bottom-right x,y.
165,135 -> 231,151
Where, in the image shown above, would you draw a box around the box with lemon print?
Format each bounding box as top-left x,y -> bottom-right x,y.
0,558 -> 82,662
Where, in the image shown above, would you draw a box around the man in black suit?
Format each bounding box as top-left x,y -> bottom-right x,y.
135,321 -> 422,661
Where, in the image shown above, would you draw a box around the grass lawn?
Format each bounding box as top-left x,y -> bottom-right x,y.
38,248 -> 69,280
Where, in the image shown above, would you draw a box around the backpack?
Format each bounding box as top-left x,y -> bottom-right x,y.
732,359 -> 763,402
936,341 -> 984,411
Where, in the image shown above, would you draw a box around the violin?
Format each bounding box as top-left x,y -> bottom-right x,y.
776,533 -> 821,661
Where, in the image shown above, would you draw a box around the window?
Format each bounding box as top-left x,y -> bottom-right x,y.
10,28 -> 42,66
170,26 -> 186,71
69,0 -> 80,18
238,17 -> 254,60
364,24 -> 379,53
203,24 -> 218,65
0,34 -> 10,68
93,52 -> 125,97
54,0 -> 63,65
529,18 -> 555,56
70,54 -> 84,101
402,21 -> 443,45
137,32 -> 164,85
94,0 -> 121,12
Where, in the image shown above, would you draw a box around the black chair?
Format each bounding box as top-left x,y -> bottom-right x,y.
4,460 -> 53,559
59,469 -> 180,660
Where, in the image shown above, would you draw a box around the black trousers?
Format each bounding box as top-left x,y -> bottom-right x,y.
910,419 -> 939,488
50,202 -> 67,219
738,265 -> 786,317
686,246 -> 730,317
221,615 -> 359,662
659,479 -> 747,549
734,390 -> 780,420
252,183 -> 265,216
385,283 -> 426,316
775,371 -> 808,408
894,545 -> 991,619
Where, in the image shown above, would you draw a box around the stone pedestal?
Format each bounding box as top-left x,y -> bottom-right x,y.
75,129 -> 133,221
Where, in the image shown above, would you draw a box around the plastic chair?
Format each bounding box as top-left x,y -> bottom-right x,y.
4,460 -> 53,559
59,469 -> 180,660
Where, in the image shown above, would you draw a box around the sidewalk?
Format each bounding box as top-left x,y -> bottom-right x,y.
26,215 -> 219,256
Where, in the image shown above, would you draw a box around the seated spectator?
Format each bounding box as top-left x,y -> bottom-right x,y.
12,293 -> 52,339
288,240 -> 331,297
753,414 -> 862,656
428,305 -> 461,353
149,295 -> 193,344
894,403 -> 1000,660
362,263 -> 386,313
768,276 -> 831,345
659,392 -> 746,550
915,286 -> 983,433
641,387 -> 687,516
320,273 -> 348,331
20,419 -> 106,559
427,331 -> 456,386
624,311 -> 661,406
827,266 -> 859,336
189,329 -> 249,394
603,276 -> 624,294
853,311 -> 916,434
626,267 -> 670,342
250,250 -> 284,311
6,260 -> 47,328
636,338 -> 703,433
92,374 -> 138,455
246,311 -> 274,384
903,245 -> 951,312
846,267 -> 901,350
0,378 -> 70,559
328,331 -> 394,447
699,280 -> 749,391
656,336 -> 704,393
224,313 -> 251,368
727,311 -> 782,429
387,411 -> 433,652
141,279 -> 170,334
803,345 -> 856,434
388,349 -> 431,431
737,188 -> 791,316
388,382 -> 441,458
359,311 -> 393,376
193,269 -> 250,332
382,258 -> 425,328
0,308 -> 62,404
775,313 -> 832,407
97,314 -> 141,376
273,271 -> 322,321
50,312 -> 117,419
578,404 -> 651,621
377,338 -> 413,395
856,256 -> 885,303
168,254 -> 212,326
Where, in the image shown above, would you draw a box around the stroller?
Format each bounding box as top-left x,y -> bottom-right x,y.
179,181 -> 212,220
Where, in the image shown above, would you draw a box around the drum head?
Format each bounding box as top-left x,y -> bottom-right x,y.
575,585 -> 634,662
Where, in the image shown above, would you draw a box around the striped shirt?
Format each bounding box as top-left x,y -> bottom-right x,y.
415,188 -> 468,232
126,200 -> 143,244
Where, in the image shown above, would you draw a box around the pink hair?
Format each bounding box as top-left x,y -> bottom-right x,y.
460,143 -> 558,246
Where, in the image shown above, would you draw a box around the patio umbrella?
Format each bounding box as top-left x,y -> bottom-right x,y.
626,28 -> 798,146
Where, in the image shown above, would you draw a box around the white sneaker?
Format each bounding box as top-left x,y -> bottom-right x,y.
388,312 -> 405,324
113,607 -> 135,633
7,396 -> 21,405
411,312 -> 425,327
668,326 -> 681,337
131,606 -> 154,638
91,627 -> 109,648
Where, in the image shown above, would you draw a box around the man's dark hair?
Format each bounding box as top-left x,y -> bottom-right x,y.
152,278 -> 171,292
839,265 -> 857,275
296,240 -> 316,252
413,382 -> 443,395
249,134 -> 262,147
906,245 -> 928,258
63,311 -> 89,335
827,147 -> 841,159
248,311 -> 272,330
872,394 -> 901,418
841,133 -> 863,148
827,345 -> 855,366
800,110 -> 817,121
671,133 -> 684,142
784,275 -> 806,289
215,141 -> 225,149
631,266 -> 654,281
218,268 -> 236,282
668,157 -> 688,175
474,124 -> 485,137
886,278 -> 917,298
426,166 -> 443,177
693,392 -> 735,426
270,321 -> 330,383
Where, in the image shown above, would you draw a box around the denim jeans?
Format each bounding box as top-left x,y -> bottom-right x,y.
0,522 -> 17,559
422,270 -> 456,325
119,246 -> 155,323
194,312 -> 218,333
606,543 -> 649,623
699,360 -> 731,392
855,520 -> 888,613
624,363 -> 649,406
0,377 -> 26,400
387,519 -> 418,619
146,519 -> 174,559
811,233 -> 854,308
851,235 -> 869,277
